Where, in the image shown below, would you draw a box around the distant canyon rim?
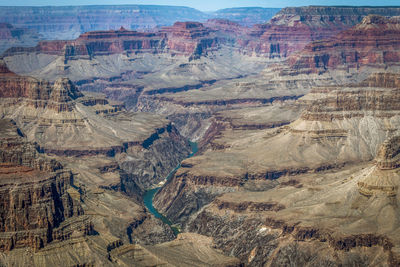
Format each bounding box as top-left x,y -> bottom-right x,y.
0,4 -> 400,267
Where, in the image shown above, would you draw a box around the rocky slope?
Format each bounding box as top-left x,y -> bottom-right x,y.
0,61 -> 190,189
212,7 -> 281,26
290,15 -> 400,74
3,19 -> 234,60
0,62 -> 241,266
0,5 -> 209,40
241,6 -> 400,58
0,119 -> 91,252
4,7 -> 400,145
0,5 -> 281,41
152,71 -> 400,265
0,23 -> 41,54
3,6 -> 400,265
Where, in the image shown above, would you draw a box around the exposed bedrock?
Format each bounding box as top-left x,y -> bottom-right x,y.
0,5 -> 209,40
0,119 -> 90,252
4,21 -> 223,60
118,124 -> 191,189
240,6 -> 400,58
154,70 -> 400,239
0,61 -> 191,192
187,204 -> 397,266
290,15 -> 400,74
0,52 -> 211,266
0,23 -> 41,54
0,5 -> 280,41
184,135 -> 400,266
153,103 -> 303,225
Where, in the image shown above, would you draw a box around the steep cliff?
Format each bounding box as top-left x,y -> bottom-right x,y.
241,6 -> 400,58
0,119 -> 90,252
0,23 -> 41,54
0,5 -> 209,40
290,15 -> 400,73
212,7 -> 281,26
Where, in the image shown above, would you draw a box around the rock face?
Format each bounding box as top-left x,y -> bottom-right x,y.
0,119 -> 90,252
290,15 -> 400,73
0,46 -> 240,267
0,23 -> 41,54
0,61 -> 190,189
154,71 -> 400,265
0,65 -> 82,113
162,21 -> 221,58
0,5 -> 282,41
241,6 -> 400,58
212,7 -> 281,26
5,22 -> 222,60
0,5 -> 209,40
358,135 -> 400,197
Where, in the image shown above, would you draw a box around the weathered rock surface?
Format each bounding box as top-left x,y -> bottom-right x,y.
5,6 -> 400,147
241,6 -> 400,58
4,21 -> 226,60
290,15 -> 400,73
0,63 -> 231,266
0,5 -> 209,40
154,71 -> 400,265
0,23 -> 41,54
0,119 -> 91,252
212,7 -> 281,27
0,5 -> 281,41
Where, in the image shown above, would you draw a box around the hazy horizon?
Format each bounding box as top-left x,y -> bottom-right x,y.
1,0 -> 400,11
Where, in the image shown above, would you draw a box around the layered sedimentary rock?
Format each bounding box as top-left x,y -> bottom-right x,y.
5,21 -> 224,60
162,21 -> 221,58
0,119 -> 90,252
0,47 -> 242,266
185,133 -> 400,266
358,135 -> 400,197
0,5 -> 209,40
241,6 -> 400,58
212,7 -> 281,26
0,5 -> 281,41
0,23 -> 41,54
0,60 -> 190,189
290,15 -> 400,73
154,72 -> 400,265
153,103 -> 303,224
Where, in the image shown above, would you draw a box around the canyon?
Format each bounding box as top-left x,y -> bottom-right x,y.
0,5 -> 280,40
1,4 -> 400,266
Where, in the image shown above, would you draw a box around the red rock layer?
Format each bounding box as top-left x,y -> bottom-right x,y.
161,21 -> 220,57
0,119 -> 90,251
0,62 -> 83,112
5,22 -> 222,59
240,6 -> 400,58
290,15 -> 400,73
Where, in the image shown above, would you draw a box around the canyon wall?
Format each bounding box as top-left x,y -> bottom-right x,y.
240,6 -> 400,58
0,119 -> 90,252
0,5 -> 208,40
0,5 -> 281,41
0,23 -> 41,54
290,15 -> 400,73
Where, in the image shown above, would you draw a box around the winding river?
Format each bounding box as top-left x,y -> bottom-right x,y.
143,141 -> 198,235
